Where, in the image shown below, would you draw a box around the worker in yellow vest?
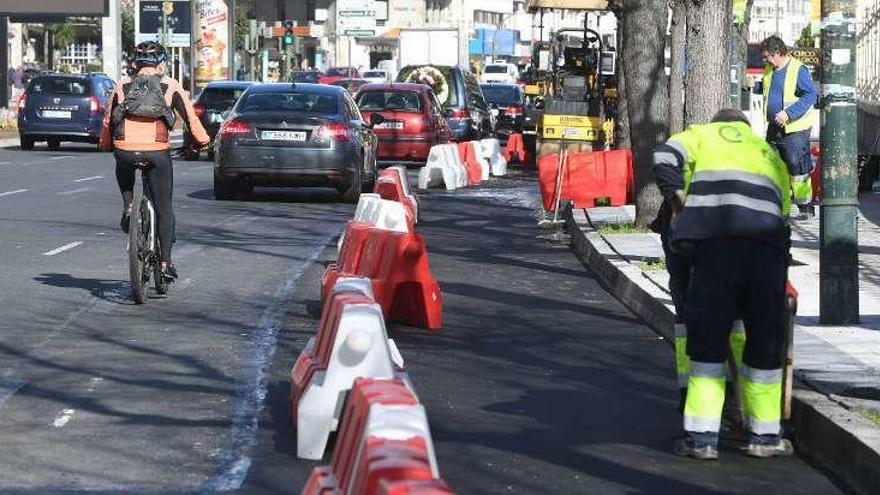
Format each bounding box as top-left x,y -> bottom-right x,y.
760,36 -> 818,219
653,109 -> 794,460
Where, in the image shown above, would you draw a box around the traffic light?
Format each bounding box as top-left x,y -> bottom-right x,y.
283,20 -> 294,46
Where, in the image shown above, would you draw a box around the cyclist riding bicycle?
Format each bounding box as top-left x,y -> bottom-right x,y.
99,41 -> 209,281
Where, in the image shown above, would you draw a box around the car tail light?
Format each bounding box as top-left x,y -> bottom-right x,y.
89,96 -> 103,115
506,105 -> 523,117
447,108 -> 471,120
219,119 -> 252,139
315,122 -> 351,142
193,103 -> 206,118
17,94 -> 26,113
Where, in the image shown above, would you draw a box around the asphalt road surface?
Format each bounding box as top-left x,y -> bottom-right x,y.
0,142 -> 843,494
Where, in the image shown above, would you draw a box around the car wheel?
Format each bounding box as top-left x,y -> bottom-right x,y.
20,136 -> 34,151
183,147 -> 200,161
340,168 -> 363,204
47,139 -> 60,150
213,171 -> 237,200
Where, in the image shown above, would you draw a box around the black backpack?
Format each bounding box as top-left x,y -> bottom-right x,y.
112,74 -> 176,130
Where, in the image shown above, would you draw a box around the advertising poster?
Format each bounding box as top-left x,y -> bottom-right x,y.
194,0 -> 231,87
137,0 -> 192,47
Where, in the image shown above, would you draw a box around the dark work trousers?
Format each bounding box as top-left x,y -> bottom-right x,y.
685,238 -> 787,370
114,149 -> 175,263
661,221 -> 692,324
766,125 -> 813,177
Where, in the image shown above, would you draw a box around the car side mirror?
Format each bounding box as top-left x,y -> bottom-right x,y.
369,113 -> 386,127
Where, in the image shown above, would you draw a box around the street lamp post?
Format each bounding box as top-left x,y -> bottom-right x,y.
819,0 -> 859,324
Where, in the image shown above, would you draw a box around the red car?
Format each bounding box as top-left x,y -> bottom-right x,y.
319,67 -> 360,85
356,83 -> 452,166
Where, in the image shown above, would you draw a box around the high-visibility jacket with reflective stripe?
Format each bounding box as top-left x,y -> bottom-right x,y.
762,58 -> 817,134
653,121 -> 792,251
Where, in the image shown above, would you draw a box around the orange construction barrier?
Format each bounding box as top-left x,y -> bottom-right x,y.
322,227 -> 443,331
375,168 -> 419,223
456,141 -> 483,185
504,133 -> 525,164
537,149 -> 634,211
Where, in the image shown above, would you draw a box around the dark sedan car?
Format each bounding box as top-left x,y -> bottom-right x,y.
291,70 -> 322,83
330,78 -> 369,95
213,83 -> 381,202
183,80 -> 253,160
17,72 -> 116,150
480,83 -> 525,138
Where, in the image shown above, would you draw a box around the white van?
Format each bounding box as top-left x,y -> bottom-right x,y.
480,63 -> 518,84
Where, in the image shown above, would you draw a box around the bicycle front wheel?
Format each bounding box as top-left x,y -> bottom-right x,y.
129,189 -> 148,304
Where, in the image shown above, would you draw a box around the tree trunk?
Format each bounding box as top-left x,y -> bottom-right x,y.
612,0 -> 669,227
684,0 -> 732,125
615,31 -> 631,149
669,0 -> 687,134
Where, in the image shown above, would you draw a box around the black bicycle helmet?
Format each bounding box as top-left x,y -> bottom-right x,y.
133,41 -> 167,68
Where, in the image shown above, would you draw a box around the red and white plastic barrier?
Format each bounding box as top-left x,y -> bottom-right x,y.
302,378 -> 452,495
339,194 -> 414,251
418,144 -> 467,190
478,138 -> 507,177
537,149 -> 634,211
375,167 -> 420,223
323,224 -> 443,331
456,141 -> 485,185
290,277 -> 407,460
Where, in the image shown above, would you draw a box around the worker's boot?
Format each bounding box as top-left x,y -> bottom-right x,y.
674,437 -> 719,460
746,437 -> 794,458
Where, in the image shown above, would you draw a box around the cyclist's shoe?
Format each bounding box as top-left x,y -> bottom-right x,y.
161,262 -> 179,281
120,204 -> 132,233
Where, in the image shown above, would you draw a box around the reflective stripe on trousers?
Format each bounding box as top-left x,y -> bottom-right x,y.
740,365 -> 783,435
684,361 -> 726,433
675,321 -> 746,389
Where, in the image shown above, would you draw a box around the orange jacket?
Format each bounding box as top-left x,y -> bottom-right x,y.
99,66 -> 209,152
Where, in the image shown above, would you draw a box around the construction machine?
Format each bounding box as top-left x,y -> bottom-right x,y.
524,0 -> 617,159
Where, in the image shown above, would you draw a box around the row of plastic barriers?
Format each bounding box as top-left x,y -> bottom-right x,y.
290,166 -> 454,494
417,138 -> 509,191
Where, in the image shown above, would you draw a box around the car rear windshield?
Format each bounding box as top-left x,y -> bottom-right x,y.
327,67 -> 355,76
480,85 -> 521,105
357,90 -> 422,113
397,65 -> 458,108
484,65 -> 508,74
363,71 -> 385,78
236,92 -> 339,114
199,88 -> 247,109
28,77 -> 89,96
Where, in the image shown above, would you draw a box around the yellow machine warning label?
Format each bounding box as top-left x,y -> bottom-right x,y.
541,114 -> 604,141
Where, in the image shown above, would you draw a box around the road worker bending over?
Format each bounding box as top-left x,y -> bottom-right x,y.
653,108 -> 794,460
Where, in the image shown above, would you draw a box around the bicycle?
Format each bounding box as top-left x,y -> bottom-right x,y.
128,160 -> 170,303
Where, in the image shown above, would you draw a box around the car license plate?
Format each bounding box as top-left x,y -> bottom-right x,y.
43,110 -> 71,119
261,130 -> 306,141
376,121 -> 403,129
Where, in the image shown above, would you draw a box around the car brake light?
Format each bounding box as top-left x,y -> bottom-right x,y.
17,94 -> 26,113
89,96 -> 103,115
193,103 -> 206,118
316,122 -> 351,142
448,108 -> 471,120
506,105 -> 523,116
219,119 -> 251,139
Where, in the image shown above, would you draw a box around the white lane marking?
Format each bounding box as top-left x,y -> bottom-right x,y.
0,379 -> 26,408
0,161 -> 10,165
200,230 -> 341,492
58,187 -> 91,196
43,241 -> 83,256
50,155 -> 73,161
0,189 -> 27,197
74,175 -> 103,183
52,408 -> 75,428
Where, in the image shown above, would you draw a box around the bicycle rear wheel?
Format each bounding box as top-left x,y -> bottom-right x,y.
129,188 -> 148,304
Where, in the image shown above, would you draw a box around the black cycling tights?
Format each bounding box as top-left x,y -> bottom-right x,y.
114,149 -> 174,263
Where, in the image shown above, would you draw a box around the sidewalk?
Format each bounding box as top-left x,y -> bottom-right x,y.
565,200 -> 880,495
